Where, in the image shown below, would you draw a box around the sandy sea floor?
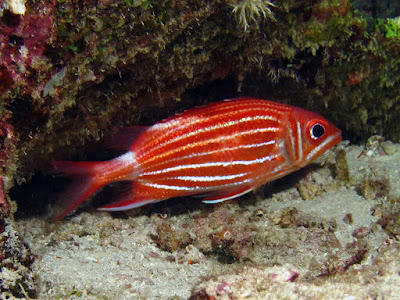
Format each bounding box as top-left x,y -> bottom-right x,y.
15,139 -> 400,299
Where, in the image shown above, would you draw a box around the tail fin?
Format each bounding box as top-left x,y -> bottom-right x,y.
51,161 -> 106,222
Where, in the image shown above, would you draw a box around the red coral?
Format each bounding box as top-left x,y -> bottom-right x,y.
345,69 -> 371,86
0,64 -> 14,93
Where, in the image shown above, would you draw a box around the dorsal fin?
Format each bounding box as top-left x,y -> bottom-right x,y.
103,126 -> 148,152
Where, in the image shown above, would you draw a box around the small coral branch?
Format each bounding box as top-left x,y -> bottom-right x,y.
318,249 -> 368,277
229,0 -> 276,31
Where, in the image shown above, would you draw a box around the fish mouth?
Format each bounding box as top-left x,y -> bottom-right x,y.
323,131 -> 342,152
331,131 -> 343,146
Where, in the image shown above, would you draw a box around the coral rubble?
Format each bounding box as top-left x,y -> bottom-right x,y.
0,217 -> 36,298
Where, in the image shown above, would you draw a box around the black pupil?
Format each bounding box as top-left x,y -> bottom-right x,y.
312,124 -> 325,138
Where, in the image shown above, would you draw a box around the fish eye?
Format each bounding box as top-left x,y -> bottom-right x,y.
310,123 -> 325,140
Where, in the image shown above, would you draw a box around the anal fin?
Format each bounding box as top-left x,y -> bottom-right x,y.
98,198 -> 159,211
201,186 -> 253,204
98,182 -> 159,211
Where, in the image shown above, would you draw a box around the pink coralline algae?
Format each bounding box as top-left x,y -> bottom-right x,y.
0,2 -> 55,93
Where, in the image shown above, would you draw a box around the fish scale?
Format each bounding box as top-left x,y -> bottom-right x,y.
140,123 -> 281,172
137,102 -> 285,156
51,97 -> 342,221
139,116 -> 282,168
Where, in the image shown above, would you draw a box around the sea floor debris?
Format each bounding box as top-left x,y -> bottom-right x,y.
12,139 -> 400,299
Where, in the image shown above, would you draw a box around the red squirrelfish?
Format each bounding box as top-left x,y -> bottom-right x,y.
52,97 -> 342,221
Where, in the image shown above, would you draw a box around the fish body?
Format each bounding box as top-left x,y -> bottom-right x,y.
52,98 -> 342,221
